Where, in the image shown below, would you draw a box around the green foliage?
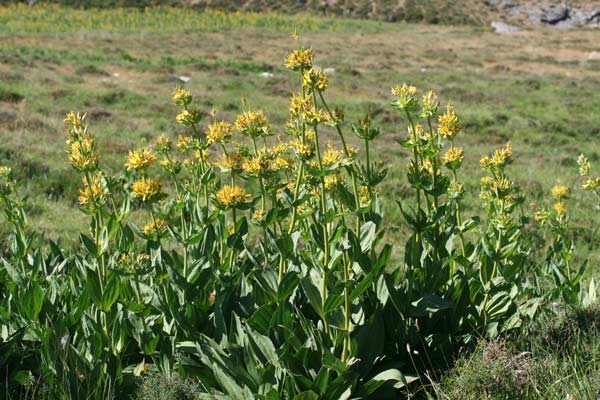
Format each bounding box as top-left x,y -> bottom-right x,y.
0,41 -> 596,400
437,307 -> 600,399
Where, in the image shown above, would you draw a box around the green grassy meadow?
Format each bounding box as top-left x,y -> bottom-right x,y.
2,4 -> 599,268
2,4 -> 600,398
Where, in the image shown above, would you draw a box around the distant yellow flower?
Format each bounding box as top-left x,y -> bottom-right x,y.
302,68 -> 328,91
172,86 -> 192,106
131,178 -> 162,202
552,201 -> 567,217
284,47 -> 313,70
143,218 -> 168,235
216,185 -> 251,209
551,184 -> 569,199
205,121 -> 232,144
126,149 -> 157,172
78,172 -> 108,206
235,110 -> 269,137
437,103 -> 461,140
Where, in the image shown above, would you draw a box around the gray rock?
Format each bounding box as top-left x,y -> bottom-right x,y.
540,4 -> 570,25
491,21 -> 521,33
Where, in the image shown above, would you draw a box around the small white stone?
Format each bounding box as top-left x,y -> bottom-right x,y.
178,76 -> 191,83
259,72 -> 274,78
323,67 -> 335,74
112,72 -> 120,78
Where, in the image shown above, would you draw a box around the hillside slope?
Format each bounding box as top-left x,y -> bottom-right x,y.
2,0 -> 600,27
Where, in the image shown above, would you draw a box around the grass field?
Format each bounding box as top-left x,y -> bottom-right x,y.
0,5 -> 600,398
1,3 -> 599,261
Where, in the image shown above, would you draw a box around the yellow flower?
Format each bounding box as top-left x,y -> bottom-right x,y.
289,93 -> 313,117
160,158 -> 181,175
284,47 -> 313,70
421,90 -> 439,117
131,178 -> 162,202
172,86 -> 192,106
77,172 -> 109,206
551,184 -> 569,199
301,108 -> 328,126
216,185 -> 251,209
215,151 -> 244,172
274,156 -> 292,170
391,83 -> 418,110
126,149 -> 157,172
205,121 -> 232,144
176,108 -> 201,126
324,174 -> 345,190
143,218 -> 168,235
481,142 -> 513,170
492,177 -> 512,197
155,134 -> 172,153
235,110 -> 270,137
441,147 -> 464,169
252,209 -> 266,222
322,142 -> 343,166
0,165 -> 11,178
583,177 -> 600,191
302,68 -> 328,91
552,201 -> 567,217
242,153 -> 271,176
391,83 -> 417,98
67,138 -> 98,172
437,103 -> 461,140
577,154 -> 591,177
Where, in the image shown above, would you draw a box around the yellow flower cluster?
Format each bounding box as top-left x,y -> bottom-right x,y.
172,87 -> 192,106
235,110 -> 270,137
126,148 -> 157,172
551,184 -> 569,199
67,137 -> 98,172
155,134 -> 172,153
480,142 -> 513,169
215,151 -> 245,172
284,47 -> 313,70
143,218 -> 168,235
131,177 -> 162,202
77,172 -> 109,206
205,121 -> 232,144
442,147 -> 464,169
176,108 -> 202,126
216,185 -> 251,209
289,93 -> 313,117
437,103 -> 461,140
302,68 -> 328,91
0,165 -> 11,178
322,142 -> 343,166
302,108 -> 328,126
